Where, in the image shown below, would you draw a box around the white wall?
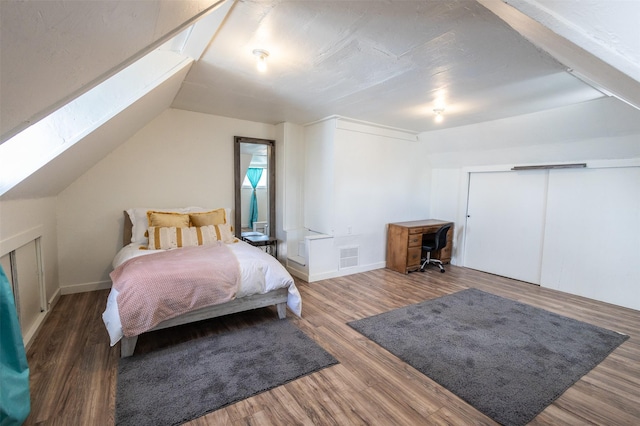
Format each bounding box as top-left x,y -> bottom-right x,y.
56,109 -> 275,292
0,197 -> 60,345
424,96 -> 640,310
423,97 -> 640,168
279,122 -> 305,232
426,97 -> 640,240
276,121 -> 305,261
429,168 -> 463,262
298,117 -> 431,281
332,123 -> 431,269
304,120 -> 336,234
0,197 -> 59,304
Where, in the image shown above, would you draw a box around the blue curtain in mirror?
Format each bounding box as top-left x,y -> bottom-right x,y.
246,167 -> 263,228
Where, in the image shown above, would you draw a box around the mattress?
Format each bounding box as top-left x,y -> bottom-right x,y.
102,240 -> 302,346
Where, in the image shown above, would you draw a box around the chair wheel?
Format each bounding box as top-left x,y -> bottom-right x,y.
440,269 -> 445,273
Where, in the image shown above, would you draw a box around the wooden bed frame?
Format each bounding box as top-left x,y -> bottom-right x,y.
119,212 -> 288,357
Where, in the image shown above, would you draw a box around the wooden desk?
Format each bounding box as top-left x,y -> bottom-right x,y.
386,219 -> 454,274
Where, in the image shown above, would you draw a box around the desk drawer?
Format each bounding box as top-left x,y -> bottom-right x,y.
407,247 -> 422,266
408,234 -> 422,247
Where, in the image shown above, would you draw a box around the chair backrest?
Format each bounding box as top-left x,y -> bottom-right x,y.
433,224 -> 452,251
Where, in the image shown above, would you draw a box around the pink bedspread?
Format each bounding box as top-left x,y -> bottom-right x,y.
110,243 -> 240,337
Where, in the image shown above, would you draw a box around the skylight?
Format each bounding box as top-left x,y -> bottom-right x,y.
0,49 -> 193,197
0,0 -> 233,198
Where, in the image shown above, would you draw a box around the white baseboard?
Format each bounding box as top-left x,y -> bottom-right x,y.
22,288 -> 62,351
307,262 -> 386,283
287,266 -> 310,282
48,287 -> 61,310
23,311 -> 47,352
60,280 -> 112,295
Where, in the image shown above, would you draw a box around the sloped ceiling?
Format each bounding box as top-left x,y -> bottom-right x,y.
172,0 -> 608,132
4,0 -> 639,141
505,0 -> 640,81
1,0 -> 639,200
2,64 -> 193,200
0,0 -> 222,142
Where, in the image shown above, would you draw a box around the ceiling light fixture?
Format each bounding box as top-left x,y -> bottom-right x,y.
252,49 -> 269,72
433,108 -> 445,123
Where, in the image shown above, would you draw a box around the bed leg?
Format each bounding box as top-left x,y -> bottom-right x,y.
120,336 -> 138,358
276,302 -> 287,319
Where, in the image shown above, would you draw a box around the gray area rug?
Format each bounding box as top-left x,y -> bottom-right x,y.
348,288 -> 628,426
116,319 -> 338,426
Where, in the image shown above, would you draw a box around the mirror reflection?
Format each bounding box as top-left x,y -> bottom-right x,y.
240,144 -> 268,235
234,137 -> 275,240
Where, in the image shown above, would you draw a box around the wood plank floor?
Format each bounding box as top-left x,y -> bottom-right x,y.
24,265 -> 640,425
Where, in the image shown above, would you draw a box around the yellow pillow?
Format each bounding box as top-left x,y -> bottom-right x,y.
147,211 -> 190,228
189,208 -> 227,227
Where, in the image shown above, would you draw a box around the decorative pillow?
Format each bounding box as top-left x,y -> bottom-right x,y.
212,222 -> 236,244
147,211 -> 190,228
127,207 -> 205,243
147,226 -> 220,250
189,208 -> 227,227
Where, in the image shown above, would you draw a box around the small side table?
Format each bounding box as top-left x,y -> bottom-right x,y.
241,233 -> 277,258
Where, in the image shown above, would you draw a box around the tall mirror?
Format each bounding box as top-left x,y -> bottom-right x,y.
234,136 -> 275,239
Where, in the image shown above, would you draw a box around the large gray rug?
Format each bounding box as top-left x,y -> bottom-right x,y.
116,319 -> 338,426
348,288 -> 628,426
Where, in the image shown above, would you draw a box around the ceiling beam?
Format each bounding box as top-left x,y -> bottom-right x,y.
478,0 -> 640,111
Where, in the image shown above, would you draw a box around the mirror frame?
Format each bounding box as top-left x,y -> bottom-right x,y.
234,136 -> 276,238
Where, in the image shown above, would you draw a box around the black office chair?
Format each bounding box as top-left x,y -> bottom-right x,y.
420,224 -> 452,273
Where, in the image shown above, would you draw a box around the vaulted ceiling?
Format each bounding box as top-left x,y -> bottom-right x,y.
3,0 -> 639,142
171,0 -> 606,132
0,0 -> 222,142
1,0 -> 639,197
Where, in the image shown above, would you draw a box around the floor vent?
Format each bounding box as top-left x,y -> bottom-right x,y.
339,246 -> 359,269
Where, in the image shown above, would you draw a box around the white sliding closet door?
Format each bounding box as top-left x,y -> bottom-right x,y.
464,171 -> 547,284
541,167 -> 640,310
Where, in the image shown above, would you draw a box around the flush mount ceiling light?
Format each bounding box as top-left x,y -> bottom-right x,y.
433,108 -> 445,123
252,49 -> 269,72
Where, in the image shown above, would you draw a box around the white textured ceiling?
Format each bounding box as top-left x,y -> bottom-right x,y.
2,0 -> 639,141
171,0 -> 606,132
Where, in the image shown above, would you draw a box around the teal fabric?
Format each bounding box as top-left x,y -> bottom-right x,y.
0,265 -> 30,425
246,167 -> 263,228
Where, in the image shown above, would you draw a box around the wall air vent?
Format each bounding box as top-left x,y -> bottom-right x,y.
339,246 -> 359,269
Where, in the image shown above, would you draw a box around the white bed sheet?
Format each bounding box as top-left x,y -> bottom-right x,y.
102,240 -> 302,346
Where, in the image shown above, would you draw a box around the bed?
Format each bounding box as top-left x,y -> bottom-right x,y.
101,207 -> 302,357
